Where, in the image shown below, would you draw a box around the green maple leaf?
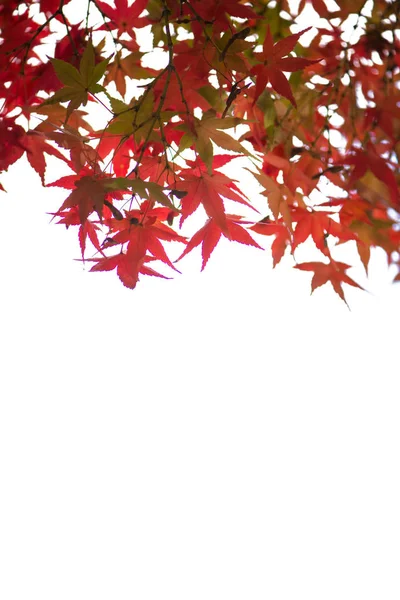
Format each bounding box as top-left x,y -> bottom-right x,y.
43,40 -> 109,121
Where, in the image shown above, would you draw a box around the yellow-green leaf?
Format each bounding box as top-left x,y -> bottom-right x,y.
89,58 -> 110,87
80,40 -> 96,88
145,181 -> 176,209
51,59 -> 82,88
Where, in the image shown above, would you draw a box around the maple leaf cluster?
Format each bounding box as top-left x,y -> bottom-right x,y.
0,0 -> 399,302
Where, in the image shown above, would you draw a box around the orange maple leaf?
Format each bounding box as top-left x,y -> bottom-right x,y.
295,260 -> 364,305
291,207 -> 356,255
250,218 -> 291,267
346,143 -> 399,208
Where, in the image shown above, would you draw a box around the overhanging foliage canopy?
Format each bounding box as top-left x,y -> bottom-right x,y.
1,0 -> 399,302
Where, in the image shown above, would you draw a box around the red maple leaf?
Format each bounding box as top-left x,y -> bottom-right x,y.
0,118 -> 25,172
40,0 -> 72,14
177,215 -> 262,270
50,173 -> 108,224
88,253 -> 171,286
250,26 -> 320,106
93,201 -> 186,288
95,0 -> 148,37
181,0 -> 257,35
175,166 -> 254,236
21,130 -> 67,184
297,0 -> 330,17
94,133 -> 137,177
53,206 -> 104,259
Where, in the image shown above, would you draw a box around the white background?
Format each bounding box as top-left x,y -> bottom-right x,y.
1,0 -> 400,598
1,156 -> 399,600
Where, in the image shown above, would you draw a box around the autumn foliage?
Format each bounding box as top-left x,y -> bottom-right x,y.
1,0 -> 399,301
